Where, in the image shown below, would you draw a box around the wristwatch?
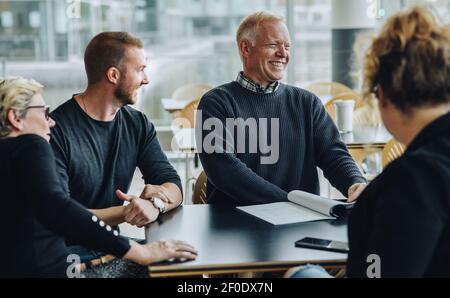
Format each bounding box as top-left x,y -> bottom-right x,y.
151,197 -> 166,214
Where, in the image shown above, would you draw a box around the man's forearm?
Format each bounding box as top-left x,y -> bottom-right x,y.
89,206 -> 126,226
161,182 -> 183,212
200,153 -> 288,205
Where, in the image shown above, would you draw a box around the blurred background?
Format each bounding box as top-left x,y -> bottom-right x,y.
1,0 -> 449,126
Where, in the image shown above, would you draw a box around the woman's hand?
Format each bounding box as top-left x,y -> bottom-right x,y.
124,240 -> 198,265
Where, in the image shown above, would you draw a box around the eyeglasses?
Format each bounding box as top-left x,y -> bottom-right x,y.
372,85 -> 380,99
25,105 -> 51,121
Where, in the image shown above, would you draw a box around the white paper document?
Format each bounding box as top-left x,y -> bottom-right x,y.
237,190 -> 353,226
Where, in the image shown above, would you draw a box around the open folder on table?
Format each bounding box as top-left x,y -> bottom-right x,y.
237,190 -> 354,226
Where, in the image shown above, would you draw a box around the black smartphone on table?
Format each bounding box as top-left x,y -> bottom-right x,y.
295,237 -> 349,253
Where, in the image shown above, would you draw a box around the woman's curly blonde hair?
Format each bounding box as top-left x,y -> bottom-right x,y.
362,6 -> 450,112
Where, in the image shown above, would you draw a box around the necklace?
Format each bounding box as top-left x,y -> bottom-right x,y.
81,93 -> 88,115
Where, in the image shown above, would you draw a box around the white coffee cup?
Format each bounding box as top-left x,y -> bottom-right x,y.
334,100 -> 355,133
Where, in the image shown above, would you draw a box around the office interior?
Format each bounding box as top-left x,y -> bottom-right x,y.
1,0 -> 449,279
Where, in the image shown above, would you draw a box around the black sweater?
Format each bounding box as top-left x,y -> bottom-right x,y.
197,82 -> 365,206
347,112 -> 450,278
50,98 -> 182,210
0,135 -> 130,278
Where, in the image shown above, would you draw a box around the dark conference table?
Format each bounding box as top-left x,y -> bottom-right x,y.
146,205 -> 348,277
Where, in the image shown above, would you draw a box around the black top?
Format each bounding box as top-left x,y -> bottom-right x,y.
0,135 -> 130,278
197,82 -> 366,206
347,112 -> 450,278
50,97 -> 182,210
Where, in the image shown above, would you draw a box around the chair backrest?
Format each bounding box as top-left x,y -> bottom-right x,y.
353,104 -> 382,126
305,81 -> 353,97
193,171 -> 208,205
174,98 -> 201,129
324,91 -> 362,121
382,139 -> 406,168
348,148 -> 367,167
172,84 -> 212,102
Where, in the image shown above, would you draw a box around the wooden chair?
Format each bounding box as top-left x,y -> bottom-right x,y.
171,84 -> 212,102
304,81 -> 353,98
353,97 -> 382,126
324,93 -> 381,179
193,171 -> 208,205
348,148 -> 368,167
350,98 -> 383,178
353,106 -> 382,126
324,91 -> 362,122
382,139 -> 406,168
174,99 -> 202,200
173,98 -> 200,129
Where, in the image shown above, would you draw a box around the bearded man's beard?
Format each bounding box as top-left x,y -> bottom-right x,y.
114,84 -> 134,106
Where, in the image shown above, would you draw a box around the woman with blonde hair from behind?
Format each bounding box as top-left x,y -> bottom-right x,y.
288,5 -> 450,278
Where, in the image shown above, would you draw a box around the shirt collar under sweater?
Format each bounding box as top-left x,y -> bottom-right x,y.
235,72 -> 280,94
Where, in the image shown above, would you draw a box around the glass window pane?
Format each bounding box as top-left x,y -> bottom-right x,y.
2,0 -> 449,126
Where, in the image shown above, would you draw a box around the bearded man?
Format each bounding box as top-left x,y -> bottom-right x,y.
50,32 -> 182,262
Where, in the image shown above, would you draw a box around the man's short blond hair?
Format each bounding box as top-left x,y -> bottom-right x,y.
0,77 -> 43,137
236,11 -> 285,45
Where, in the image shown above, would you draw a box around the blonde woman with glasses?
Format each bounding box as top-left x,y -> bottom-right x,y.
0,77 -> 197,278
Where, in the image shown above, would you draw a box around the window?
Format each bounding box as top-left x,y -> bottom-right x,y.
2,0 -> 448,126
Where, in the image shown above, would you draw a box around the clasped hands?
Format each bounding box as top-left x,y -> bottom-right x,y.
116,184 -> 174,228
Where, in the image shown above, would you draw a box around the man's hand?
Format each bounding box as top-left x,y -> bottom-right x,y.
116,190 -> 159,227
140,184 -> 174,204
347,183 -> 368,203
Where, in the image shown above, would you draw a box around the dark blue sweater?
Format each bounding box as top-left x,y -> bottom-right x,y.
50,97 -> 182,210
196,81 -> 365,206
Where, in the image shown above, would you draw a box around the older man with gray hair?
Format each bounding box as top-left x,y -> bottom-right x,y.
196,11 -> 367,206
